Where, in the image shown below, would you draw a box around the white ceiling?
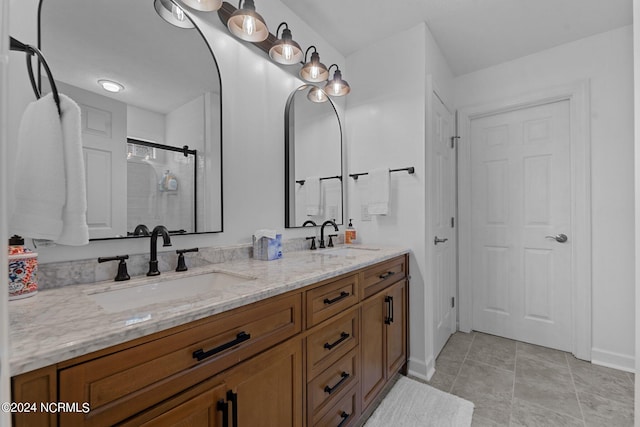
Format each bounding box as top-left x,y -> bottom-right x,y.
278,0 -> 633,76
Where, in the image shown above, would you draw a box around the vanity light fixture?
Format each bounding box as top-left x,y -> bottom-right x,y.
98,79 -> 124,93
325,64 -> 351,97
227,0 -> 269,42
269,23 -> 303,65
180,0 -> 222,12
154,0 -> 195,28
307,86 -> 328,103
300,46 -> 329,83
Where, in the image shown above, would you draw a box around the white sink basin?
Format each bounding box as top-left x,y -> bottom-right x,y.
87,271 -> 256,313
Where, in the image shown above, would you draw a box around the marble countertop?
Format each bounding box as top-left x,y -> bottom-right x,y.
9,245 -> 409,376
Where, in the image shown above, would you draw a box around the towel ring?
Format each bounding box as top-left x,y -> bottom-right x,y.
9,36 -> 61,116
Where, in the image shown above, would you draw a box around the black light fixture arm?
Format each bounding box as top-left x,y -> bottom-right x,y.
238,0 -> 255,10
304,45 -> 318,62
328,63 -> 339,75
276,22 -> 289,37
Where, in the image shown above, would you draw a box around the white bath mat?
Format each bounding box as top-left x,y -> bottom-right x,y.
364,376 -> 474,427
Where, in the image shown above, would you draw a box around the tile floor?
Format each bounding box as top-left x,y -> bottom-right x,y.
427,331 -> 635,426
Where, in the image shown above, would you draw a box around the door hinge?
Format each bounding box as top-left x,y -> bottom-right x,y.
450,136 -> 460,149
451,217 -> 455,228
451,297 -> 455,308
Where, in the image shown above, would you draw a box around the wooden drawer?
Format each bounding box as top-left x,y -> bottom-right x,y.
307,308 -> 359,380
313,383 -> 360,427
361,255 -> 407,299
59,292 -> 301,426
308,349 -> 359,425
306,274 -> 358,328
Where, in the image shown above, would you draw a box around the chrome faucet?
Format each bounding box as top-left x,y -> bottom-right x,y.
147,225 -> 172,276
319,220 -> 339,249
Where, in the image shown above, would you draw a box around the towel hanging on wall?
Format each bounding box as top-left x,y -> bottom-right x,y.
56,94 -> 89,245
305,176 -> 322,216
367,168 -> 390,215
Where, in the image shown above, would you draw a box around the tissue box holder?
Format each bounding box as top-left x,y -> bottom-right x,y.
253,234 -> 282,261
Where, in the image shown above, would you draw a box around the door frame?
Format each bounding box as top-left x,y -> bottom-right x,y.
457,80 -> 592,360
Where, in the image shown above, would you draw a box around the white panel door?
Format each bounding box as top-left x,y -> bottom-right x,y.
470,100 -> 571,351
57,82 -> 127,239
431,93 -> 456,357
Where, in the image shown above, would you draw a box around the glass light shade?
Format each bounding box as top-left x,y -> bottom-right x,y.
227,1 -> 269,42
154,0 -> 195,28
300,51 -> 329,83
269,28 -> 303,65
324,69 -> 350,97
180,0 -> 223,12
307,86 -> 328,103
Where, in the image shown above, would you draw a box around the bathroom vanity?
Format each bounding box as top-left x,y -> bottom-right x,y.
9,247 -> 408,426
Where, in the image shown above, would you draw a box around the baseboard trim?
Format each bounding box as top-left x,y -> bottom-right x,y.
408,356 -> 435,381
590,347 -> 635,373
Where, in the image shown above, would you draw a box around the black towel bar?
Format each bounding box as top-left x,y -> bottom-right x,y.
349,167 -> 415,180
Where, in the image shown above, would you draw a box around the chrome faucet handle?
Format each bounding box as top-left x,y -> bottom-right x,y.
328,234 -> 338,247
306,236 -> 317,250
98,255 -> 130,281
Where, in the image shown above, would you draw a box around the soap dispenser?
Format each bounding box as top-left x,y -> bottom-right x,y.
345,219 -> 357,244
8,235 -> 38,300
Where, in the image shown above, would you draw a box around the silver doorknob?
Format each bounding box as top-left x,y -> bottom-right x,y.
545,234 -> 568,243
434,236 -> 448,245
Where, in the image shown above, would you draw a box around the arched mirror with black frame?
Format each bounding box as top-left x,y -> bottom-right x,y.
285,84 -> 343,228
37,0 -> 223,240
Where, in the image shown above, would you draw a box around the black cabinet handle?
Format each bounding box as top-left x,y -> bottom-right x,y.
227,390 -> 238,427
193,332 -> 251,361
337,411 -> 350,427
217,400 -> 229,427
324,372 -> 350,395
324,332 -> 350,350
384,296 -> 394,325
324,291 -> 350,305
379,271 -> 396,280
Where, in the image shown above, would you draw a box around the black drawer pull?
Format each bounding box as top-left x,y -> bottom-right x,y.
324,332 -> 350,350
324,291 -> 350,305
227,390 -> 238,427
379,271 -> 396,280
337,412 -> 350,427
193,331 -> 251,361
217,400 -> 229,427
324,371 -> 350,395
384,296 -> 392,325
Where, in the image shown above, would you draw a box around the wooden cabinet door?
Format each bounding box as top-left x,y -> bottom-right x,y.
223,338 -> 303,427
118,378 -> 227,427
137,383 -> 227,427
360,292 -> 385,410
385,280 -> 407,377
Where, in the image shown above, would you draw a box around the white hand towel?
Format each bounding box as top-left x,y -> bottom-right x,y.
305,176 -> 322,216
367,168 -> 390,215
56,94 -> 89,246
10,93 -> 66,240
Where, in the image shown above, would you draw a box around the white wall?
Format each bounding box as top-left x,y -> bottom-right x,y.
128,105 -> 166,145
455,26 -> 635,370
6,0 -> 345,263
345,23 -> 454,379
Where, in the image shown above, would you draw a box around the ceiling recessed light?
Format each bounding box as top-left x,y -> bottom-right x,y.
98,79 -> 124,93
